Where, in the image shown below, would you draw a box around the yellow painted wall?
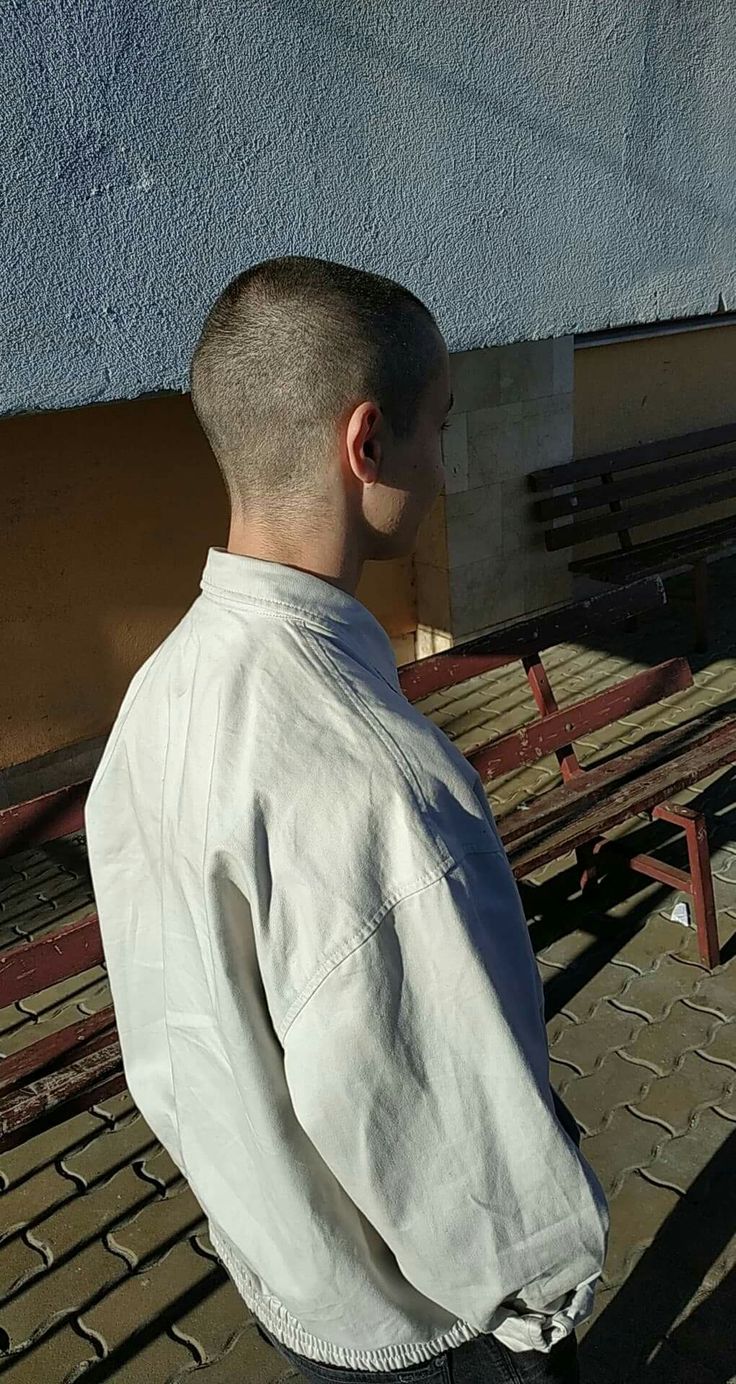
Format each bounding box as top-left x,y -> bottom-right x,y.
1,394 -> 415,770
573,325 -> 736,558
575,325 -> 736,456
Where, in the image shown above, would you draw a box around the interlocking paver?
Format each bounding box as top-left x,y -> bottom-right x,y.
0,891 -> 60,929
77,978 -> 112,1015
665,1304 -> 736,1384
33,871 -> 89,903
0,1164 -> 78,1243
0,1233 -> 47,1303
173,1321 -> 299,1383
0,1240 -> 127,1352
0,866 -> 61,909
629,1051 -> 735,1134
0,997 -> 98,1059
620,1000 -> 724,1075
688,966 -> 736,1019
0,1323 -> 97,1383
60,1112 -> 157,1190
78,1241 -> 215,1381
172,1260 -> 252,1363
601,1173 -> 681,1289
713,1086 -> 736,1119
582,1107 -> 671,1197
136,1142 -> 187,1193
637,1338 -> 721,1384
536,929 -> 598,972
0,1107 -> 106,1186
642,1107 -> 735,1199
24,1162 -> 157,1272
545,1012 -> 579,1051
696,1017 -> 736,1071
92,1089 -> 139,1124
549,1002 -> 647,1076
610,954 -> 706,1022
598,913 -> 693,973
109,1183 -> 207,1269
551,962 -> 638,1024
12,965 -> 107,1019
711,851 -> 736,888
560,1052 -> 653,1135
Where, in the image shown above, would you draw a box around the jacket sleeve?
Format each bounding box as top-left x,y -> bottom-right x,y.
283,845 -> 607,1337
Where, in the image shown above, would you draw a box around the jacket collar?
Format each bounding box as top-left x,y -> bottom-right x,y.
200,548 -> 401,692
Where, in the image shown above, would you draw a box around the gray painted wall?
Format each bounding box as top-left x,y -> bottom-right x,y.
4,1 -> 735,415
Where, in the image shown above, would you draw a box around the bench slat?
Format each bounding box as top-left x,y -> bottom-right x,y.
0,913 -> 103,1006
398,578 -> 665,701
537,447 -> 736,522
505,713 -> 736,878
0,1040 -> 124,1149
570,514 -> 736,584
0,780 -> 90,858
0,1006 -> 116,1095
470,658 -> 692,779
529,422 -> 736,491
545,472 -> 736,551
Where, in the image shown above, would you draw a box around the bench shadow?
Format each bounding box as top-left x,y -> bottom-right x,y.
579,1130 -> 736,1383
522,764 -> 736,1020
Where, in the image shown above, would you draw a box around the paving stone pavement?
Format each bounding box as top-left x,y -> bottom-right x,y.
3,565 -> 736,1381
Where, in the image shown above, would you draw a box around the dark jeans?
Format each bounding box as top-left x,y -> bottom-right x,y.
255,1322 -> 579,1384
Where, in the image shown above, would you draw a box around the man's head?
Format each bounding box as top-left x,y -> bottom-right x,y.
191,256 -> 451,567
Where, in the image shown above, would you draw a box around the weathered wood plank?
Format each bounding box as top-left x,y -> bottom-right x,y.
529,422 -> 736,490
536,448 -> 736,522
0,1040 -> 123,1146
0,914 -> 103,1006
470,659 -> 692,779
504,713 -> 736,878
0,780 -> 90,858
0,1007 -> 116,1095
570,514 -> 736,583
544,473 -> 736,551
398,578 -> 666,701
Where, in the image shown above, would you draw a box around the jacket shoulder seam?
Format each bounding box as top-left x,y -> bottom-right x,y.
279,843 -> 503,1042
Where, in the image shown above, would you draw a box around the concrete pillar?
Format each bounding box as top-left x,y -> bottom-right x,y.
414,337 -> 574,658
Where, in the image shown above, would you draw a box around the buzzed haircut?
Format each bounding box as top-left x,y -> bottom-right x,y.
190,256 -> 442,510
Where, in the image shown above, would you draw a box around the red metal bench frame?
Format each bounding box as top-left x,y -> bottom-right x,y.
399,577 -> 733,970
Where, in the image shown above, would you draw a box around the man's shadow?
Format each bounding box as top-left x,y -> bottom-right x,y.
580,1128 -> 736,1383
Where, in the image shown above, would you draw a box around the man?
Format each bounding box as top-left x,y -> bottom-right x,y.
85,257 -> 608,1384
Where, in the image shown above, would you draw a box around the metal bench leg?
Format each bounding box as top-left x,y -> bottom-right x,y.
577,838 -> 605,892
693,560 -> 709,652
653,803 -> 720,969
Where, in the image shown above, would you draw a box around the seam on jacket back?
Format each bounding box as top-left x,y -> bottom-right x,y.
279,844 -> 503,1042
302,630 -> 448,850
86,630 -> 180,802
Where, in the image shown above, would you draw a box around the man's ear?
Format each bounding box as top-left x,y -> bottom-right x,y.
346,401 -> 382,484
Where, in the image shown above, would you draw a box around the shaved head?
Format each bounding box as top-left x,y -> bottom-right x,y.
190,256 -> 444,512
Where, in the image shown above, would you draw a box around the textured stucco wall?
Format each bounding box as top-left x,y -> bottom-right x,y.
3,1 -> 736,415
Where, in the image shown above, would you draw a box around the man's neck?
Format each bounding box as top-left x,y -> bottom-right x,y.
226,520 -> 363,597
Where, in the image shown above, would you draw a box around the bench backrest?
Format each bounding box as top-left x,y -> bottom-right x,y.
527,422 -> 736,554
399,576 -> 693,786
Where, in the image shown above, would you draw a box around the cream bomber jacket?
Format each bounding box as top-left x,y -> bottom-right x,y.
85,547 -> 608,1371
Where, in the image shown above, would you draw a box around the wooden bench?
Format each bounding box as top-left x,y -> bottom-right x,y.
529,422 -> 736,649
2,576 -> 734,1150
0,785 -> 123,1153
399,577 -> 736,971
0,914 -> 122,1152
